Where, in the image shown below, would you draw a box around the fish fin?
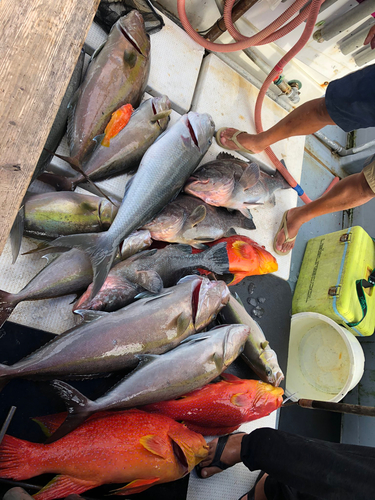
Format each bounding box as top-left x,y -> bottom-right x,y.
150,109 -> 172,123
50,152 -> 115,205
167,428 -> 193,474
90,40 -> 106,61
231,393 -> 250,407
112,478 -> 160,495
177,311 -> 191,337
216,152 -> 247,166
91,133 -> 106,151
191,243 -> 210,250
220,373 -> 242,383
202,241 -> 229,275
238,216 -> 256,231
187,205 -> 206,228
34,475 -> 98,500
73,309 -> 109,323
182,422 -> 240,436
66,88 -> 81,149
9,205 -> 24,263
136,270 -> 163,293
137,291 -> 172,303
213,352 -> 224,372
268,193 -> 276,206
46,380 -> 95,443
32,413 -> 67,437
37,172 -> 76,191
239,163 -> 260,190
0,291 -> 18,329
177,275 -> 201,285
134,248 -> 158,259
179,331 -> 211,345
173,244 -> 192,254
232,292 -> 244,307
140,434 -> 171,460
51,232 -> 116,300
0,435 -> 36,479
260,341 -> 269,349
238,206 -> 254,219
223,227 -> 237,237
228,272 -> 248,286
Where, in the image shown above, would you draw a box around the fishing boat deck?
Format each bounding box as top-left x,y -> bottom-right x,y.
2,2 -> 375,498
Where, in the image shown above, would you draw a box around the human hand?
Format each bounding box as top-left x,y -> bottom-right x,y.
364,25 -> 375,50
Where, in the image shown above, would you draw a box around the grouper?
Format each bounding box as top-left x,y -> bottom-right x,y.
74,241 -> 230,311
52,112 -> 215,299
47,322 -> 249,442
184,152 -> 290,218
41,95 -> 171,191
67,10 -> 150,166
144,194 -> 256,248
0,276 -> 229,389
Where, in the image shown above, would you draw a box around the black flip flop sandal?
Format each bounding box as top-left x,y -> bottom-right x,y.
238,471 -> 266,500
195,432 -> 244,478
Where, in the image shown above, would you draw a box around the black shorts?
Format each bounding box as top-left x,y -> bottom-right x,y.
325,64 -> 375,132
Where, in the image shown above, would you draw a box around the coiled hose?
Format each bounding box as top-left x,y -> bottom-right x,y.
177,0 -> 335,203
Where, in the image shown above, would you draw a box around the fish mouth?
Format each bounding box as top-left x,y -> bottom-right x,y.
191,279 -> 202,324
187,117 -> 199,148
119,24 -> 143,56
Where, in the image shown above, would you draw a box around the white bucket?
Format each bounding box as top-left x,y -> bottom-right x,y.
286,312 -> 365,403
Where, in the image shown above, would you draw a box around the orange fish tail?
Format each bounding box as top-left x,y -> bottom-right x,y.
0,434 -> 41,480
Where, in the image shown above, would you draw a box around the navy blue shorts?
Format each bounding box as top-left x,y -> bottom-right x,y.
325,64 -> 375,132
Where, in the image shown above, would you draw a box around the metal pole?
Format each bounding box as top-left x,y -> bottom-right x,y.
204,0 -> 259,42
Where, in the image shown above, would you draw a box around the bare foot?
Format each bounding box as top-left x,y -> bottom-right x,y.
275,208 -> 302,254
198,433 -> 245,478
218,128 -> 264,154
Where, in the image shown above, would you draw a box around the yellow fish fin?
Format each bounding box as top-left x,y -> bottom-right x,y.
34,475 -> 98,500
140,434 -> 171,460
112,478 -> 160,495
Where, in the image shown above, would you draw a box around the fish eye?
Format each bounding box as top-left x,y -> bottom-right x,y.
266,368 -> 272,376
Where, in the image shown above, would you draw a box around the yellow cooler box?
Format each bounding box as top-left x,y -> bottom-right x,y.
292,226 -> 375,337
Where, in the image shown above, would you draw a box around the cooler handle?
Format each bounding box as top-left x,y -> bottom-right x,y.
347,268 -> 375,328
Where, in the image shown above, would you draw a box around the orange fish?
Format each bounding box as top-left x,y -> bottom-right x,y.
141,374 -> 284,436
101,103 -> 134,147
193,235 -> 278,285
0,409 -> 208,499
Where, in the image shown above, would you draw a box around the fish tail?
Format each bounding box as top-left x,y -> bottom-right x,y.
44,152 -> 115,205
51,232 -> 117,300
46,380 -> 96,443
0,290 -> 19,328
9,205 -> 25,263
202,241 -> 230,275
237,214 -> 256,231
0,434 -> 40,479
37,172 -> 76,191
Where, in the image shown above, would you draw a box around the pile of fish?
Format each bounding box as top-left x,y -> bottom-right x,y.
0,7 -> 289,499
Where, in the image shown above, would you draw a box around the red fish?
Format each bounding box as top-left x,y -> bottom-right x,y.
0,410 -> 208,499
193,235 -> 278,285
141,374 -> 284,436
101,103 -> 133,147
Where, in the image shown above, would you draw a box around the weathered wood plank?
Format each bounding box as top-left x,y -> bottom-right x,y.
0,0 -> 101,255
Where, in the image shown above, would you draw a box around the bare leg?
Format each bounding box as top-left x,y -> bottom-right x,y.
199,433 -> 269,500
275,171 -> 375,253
218,97 -> 335,153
